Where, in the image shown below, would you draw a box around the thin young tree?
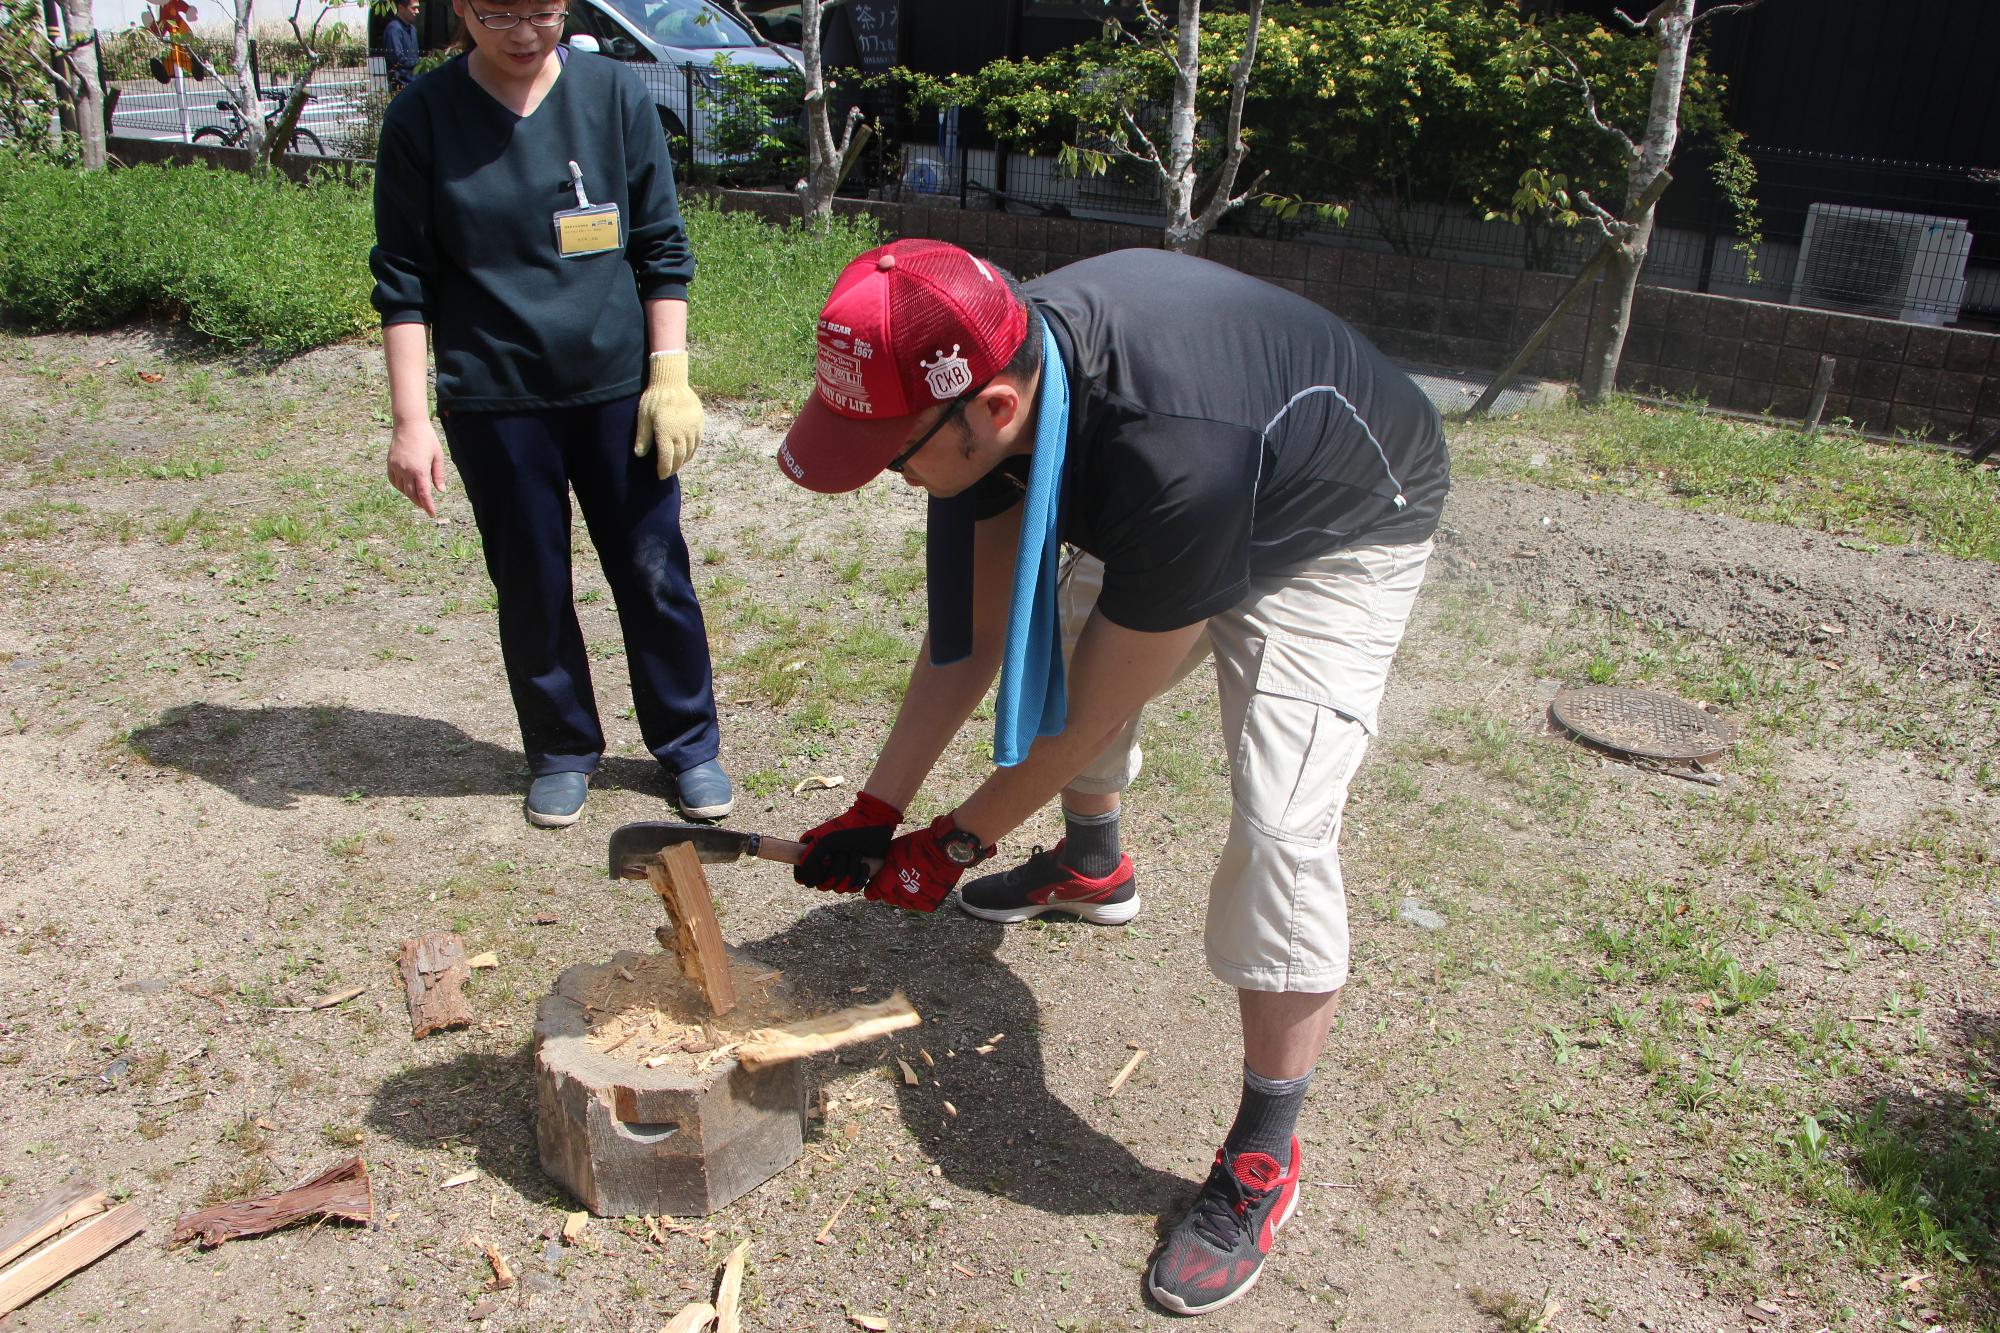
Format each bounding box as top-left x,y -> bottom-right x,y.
1112,0 -> 1266,255
27,0 -> 108,168
717,0 -> 866,228
1563,0 -> 1763,403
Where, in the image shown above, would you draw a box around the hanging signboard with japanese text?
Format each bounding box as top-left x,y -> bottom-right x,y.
844,0 -> 899,69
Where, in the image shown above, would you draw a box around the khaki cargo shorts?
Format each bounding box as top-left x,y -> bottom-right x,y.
1058,539 -> 1432,993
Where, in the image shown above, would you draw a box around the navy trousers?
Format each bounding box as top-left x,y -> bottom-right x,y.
442,394 -> 720,779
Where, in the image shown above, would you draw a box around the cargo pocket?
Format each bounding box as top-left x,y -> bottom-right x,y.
1230,632 -> 1371,846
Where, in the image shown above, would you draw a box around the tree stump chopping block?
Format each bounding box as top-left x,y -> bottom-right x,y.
534,951 -> 805,1217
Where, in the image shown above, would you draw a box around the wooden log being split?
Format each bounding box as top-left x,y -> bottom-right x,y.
646,844 -> 738,1018
170,1156 -> 373,1249
735,993 -> 921,1070
0,1201 -> 145,1317
399,931 -> 473,1039
0,1179 -> 107,1272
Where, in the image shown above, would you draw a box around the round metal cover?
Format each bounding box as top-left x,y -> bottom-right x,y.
1549,686 -> 1734,763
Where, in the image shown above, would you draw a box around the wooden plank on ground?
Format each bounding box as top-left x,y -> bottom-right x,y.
0,1179 -> 106,1272
735,993 -> 920,1070
171,1155 -> 373,1249
399,931 -> 473,1039
646,844 -> 738,1018
0,1202 -> 145,1317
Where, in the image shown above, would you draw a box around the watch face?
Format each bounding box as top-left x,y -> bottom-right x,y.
942,831 -> 981,865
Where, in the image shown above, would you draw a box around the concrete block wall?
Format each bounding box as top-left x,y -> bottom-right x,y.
711,186 -> 2000,442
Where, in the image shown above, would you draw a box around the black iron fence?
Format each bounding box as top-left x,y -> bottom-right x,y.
886,121 -> 1999,328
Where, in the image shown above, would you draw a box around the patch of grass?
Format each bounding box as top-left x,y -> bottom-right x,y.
1455,397 -> 2000,562
682,200 -> 884,405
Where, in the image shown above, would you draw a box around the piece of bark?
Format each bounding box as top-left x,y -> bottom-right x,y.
399,932 -> 473,1039
0,1179 -> 106,1271
661,1302 -> 716,1333
734,993 -> 920,1070
714,1238 -> 750,1333
645,845 -> 738,1018
170,1156 -> 372,1248
480,1240 -> 514,1290
0,1202 -> 145,1317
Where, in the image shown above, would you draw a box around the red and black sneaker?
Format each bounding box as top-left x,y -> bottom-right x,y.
1146,1139 -> 1302,1317
953,840 -> 1140,925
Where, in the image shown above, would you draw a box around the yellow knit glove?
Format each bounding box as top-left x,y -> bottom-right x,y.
633,350 -> 703,479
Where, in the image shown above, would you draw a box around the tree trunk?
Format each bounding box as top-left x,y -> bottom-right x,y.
55,0 -> 105,168
228,0 -> 268,172
1577,0 -> 1693,406
1579,214 -> 1652,403
1158,0 -> 1201,253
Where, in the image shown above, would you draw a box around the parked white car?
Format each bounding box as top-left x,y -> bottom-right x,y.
562,0 -> 800,156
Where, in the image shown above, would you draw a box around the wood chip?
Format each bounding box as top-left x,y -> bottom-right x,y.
441,1170 -> 479,1189
467,1296 -> 498,1321
849,1316 -> 889,1331
480,1240 -> 514,1290
714,1239 -> 750,1333
0,1202 -> 146,1317
896,1058 -> 919,1086
529,913 -> 560,926
735,993 -> 921,1070
0,1180 -> 107,1271
974,1044 -> 996,1056
617,967 -> 636,983
309,985 -> 366,1010
660,1301 -> 716,1333
1106,1047 -> 1148,1096
561,1211 -> 588,1244
918,1049 -> 934,1068
815,1189 -> 854,1245
466,953 -> 499,971
792,773 -> 843,794
170,1157 -> 372,1249
942,1101 -> 958,1118
399,932 -> 473,1039
951,1262 -> 976,1279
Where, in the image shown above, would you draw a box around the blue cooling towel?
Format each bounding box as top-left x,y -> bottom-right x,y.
991,318 -> 1070,766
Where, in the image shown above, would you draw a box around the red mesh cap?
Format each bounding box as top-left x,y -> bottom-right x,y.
778,239 -> 1027,494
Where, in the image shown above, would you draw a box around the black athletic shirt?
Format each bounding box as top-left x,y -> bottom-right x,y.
961,249 -> 1450,633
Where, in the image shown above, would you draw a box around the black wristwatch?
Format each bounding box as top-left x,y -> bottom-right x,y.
934,815 -> 991,867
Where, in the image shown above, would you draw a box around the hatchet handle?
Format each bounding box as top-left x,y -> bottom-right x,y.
748,834 -> 808,865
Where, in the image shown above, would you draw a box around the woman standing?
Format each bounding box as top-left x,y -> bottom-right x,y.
371,0 -> 731,828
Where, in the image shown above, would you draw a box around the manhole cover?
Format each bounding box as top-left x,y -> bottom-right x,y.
1549,686 -> 1734,763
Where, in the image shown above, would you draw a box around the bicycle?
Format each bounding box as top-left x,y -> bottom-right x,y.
192,92 -> 325,155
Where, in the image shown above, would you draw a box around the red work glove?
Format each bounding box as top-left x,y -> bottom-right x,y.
794,792 -> 902,894
865,814 -> 995,913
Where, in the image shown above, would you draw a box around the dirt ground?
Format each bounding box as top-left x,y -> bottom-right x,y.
0,329 -> 1994,1333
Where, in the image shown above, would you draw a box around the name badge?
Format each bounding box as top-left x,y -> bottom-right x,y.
554,202 -> 621,258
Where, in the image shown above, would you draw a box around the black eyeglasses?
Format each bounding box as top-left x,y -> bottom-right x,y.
886,379 -> 991,475
467,1 -> 565,28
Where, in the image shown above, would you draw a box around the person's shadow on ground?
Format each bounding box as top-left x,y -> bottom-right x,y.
126,702 -> 662,809
737,900 -> 1189,1219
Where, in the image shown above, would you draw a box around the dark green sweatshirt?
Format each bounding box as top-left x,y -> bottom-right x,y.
369,50 -> 694,412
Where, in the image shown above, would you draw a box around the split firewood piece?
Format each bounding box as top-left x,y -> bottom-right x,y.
646,845 -> 738,1018
0,1179 -> 107,1271
660,1301 -> 716,1333
561,1211 -> 588,1245
0,1201 -> 145,1317
896,1058 -> 920,1087
714,1238 -> 750,1333
735,993 -> 920,1071
170,1156 -> 373,1249
398,931 -> 473,1039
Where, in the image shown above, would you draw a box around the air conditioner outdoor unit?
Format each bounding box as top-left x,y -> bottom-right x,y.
1791,203 -> 1973,326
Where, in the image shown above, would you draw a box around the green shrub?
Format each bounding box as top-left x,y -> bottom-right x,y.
0,155 -> 878,390
0,158 -> 376,353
